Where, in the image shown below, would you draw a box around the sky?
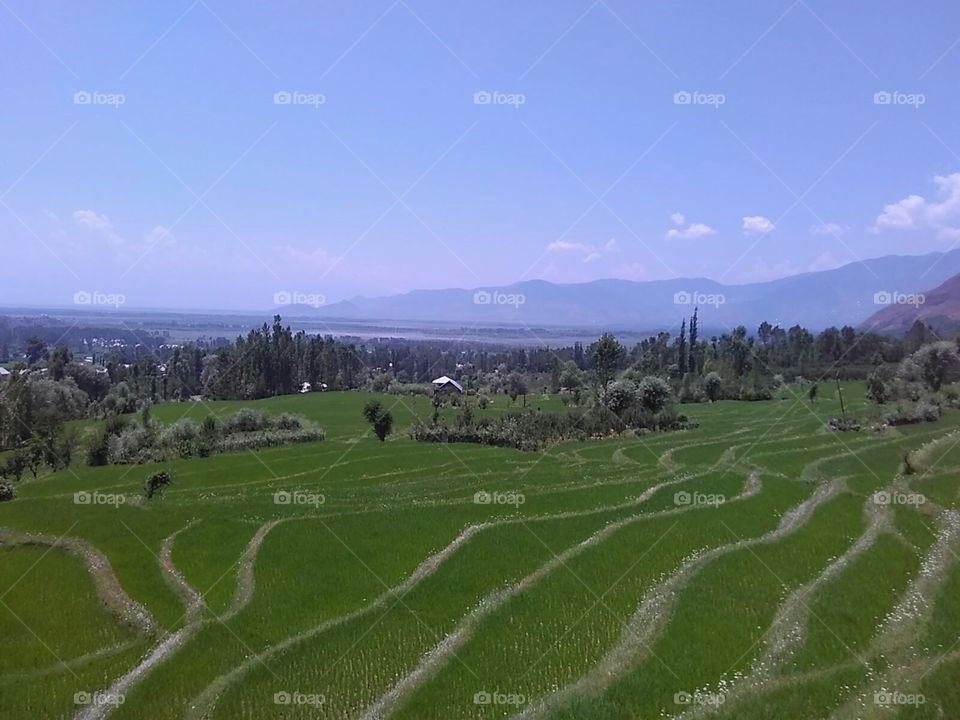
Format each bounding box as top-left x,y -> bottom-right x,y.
2,0 -> 960,310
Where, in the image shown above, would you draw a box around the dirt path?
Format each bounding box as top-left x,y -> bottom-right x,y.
0,639 -> 141,683
514,477 -> 845,720
0,528 -> 158,636
158,522 -> 206,625
360,473 -> 761,720
74,519 -> 281,720
827,507 -> 960,720
674,493 -> 890,720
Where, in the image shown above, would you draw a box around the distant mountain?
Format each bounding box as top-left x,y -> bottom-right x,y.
297,250 -> 960,332
863,272 -> 960,335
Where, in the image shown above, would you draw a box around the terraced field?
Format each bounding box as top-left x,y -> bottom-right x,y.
2,386 -> 959,719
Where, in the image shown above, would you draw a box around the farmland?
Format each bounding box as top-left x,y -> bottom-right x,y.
1,386 -> 959,719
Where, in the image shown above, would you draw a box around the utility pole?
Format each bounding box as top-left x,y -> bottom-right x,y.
836,375 -> 846,422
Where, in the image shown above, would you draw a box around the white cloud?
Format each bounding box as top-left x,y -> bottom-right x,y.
809,222 -> 850,236
670,212 -> 685,226
742,215 -> 775,235
666,222 -> 716,240
871,173 -> 960,236
144,225 -> 175,246
547,240 -> 595,254
546,238 -> 620,263
72,209 -> 113,231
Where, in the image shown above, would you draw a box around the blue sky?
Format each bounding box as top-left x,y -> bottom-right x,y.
3,0 -> 960,310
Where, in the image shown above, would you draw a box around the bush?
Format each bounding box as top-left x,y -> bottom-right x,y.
363,400 -> 393,441
704,372 -> 723,402
275,413 -> 302,431
637,376 -> 672,413
144,470 -> 173,500
828,416 -> 861,432
0,481 -> 14,502
161,419 -> 202,458
108,424 -> 160,464
222,408 -> 269,433
883,401 -> 941,426
86,429 -> 111,466
411,404 -> 693,452
216,427 -> 325,452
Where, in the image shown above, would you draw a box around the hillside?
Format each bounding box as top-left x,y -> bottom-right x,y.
863,273 -> 960,335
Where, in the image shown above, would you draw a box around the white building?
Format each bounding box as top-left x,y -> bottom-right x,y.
431,375 -> 463,393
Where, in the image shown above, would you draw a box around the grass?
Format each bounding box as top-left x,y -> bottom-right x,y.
1,384 -> 959,719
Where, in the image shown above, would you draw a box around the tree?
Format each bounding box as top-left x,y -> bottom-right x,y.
362,400 -> 394,441
865,367 -> 892,404
913,342 -> 960,392
145,470 -> 173,500
1,449 -> 28,482
601,380 -> 639,417
591,333 -> 624,388
704,372 -> 723,402
48,346 -> 72,381
677,319 -> 688,376
637,376 -> 672,414
25,337 -> 47,366
507,372 -> 528,406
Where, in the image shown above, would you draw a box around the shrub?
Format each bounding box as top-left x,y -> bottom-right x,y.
828,416 -> 861,432
0,481 -> 14,502
411,405 -> 694,452
363,400 -> 393,441
883,401 -> 941,426
144,471 -> 173,500
222,408 -> 269,433
161,419 -> 202,458
704,372 -> 723,402
637,376 -> 672,413
215,427 -> 325,452
86,429 -> 111,467
275,413 -> 302,431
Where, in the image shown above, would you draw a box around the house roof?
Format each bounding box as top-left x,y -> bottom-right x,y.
431,375 -> 463,392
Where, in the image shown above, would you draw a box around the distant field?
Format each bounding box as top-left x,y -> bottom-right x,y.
2,385 -> 959,719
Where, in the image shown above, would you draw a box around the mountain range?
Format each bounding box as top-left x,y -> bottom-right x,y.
292,250 -> 960,333
863,272 -> 960,335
